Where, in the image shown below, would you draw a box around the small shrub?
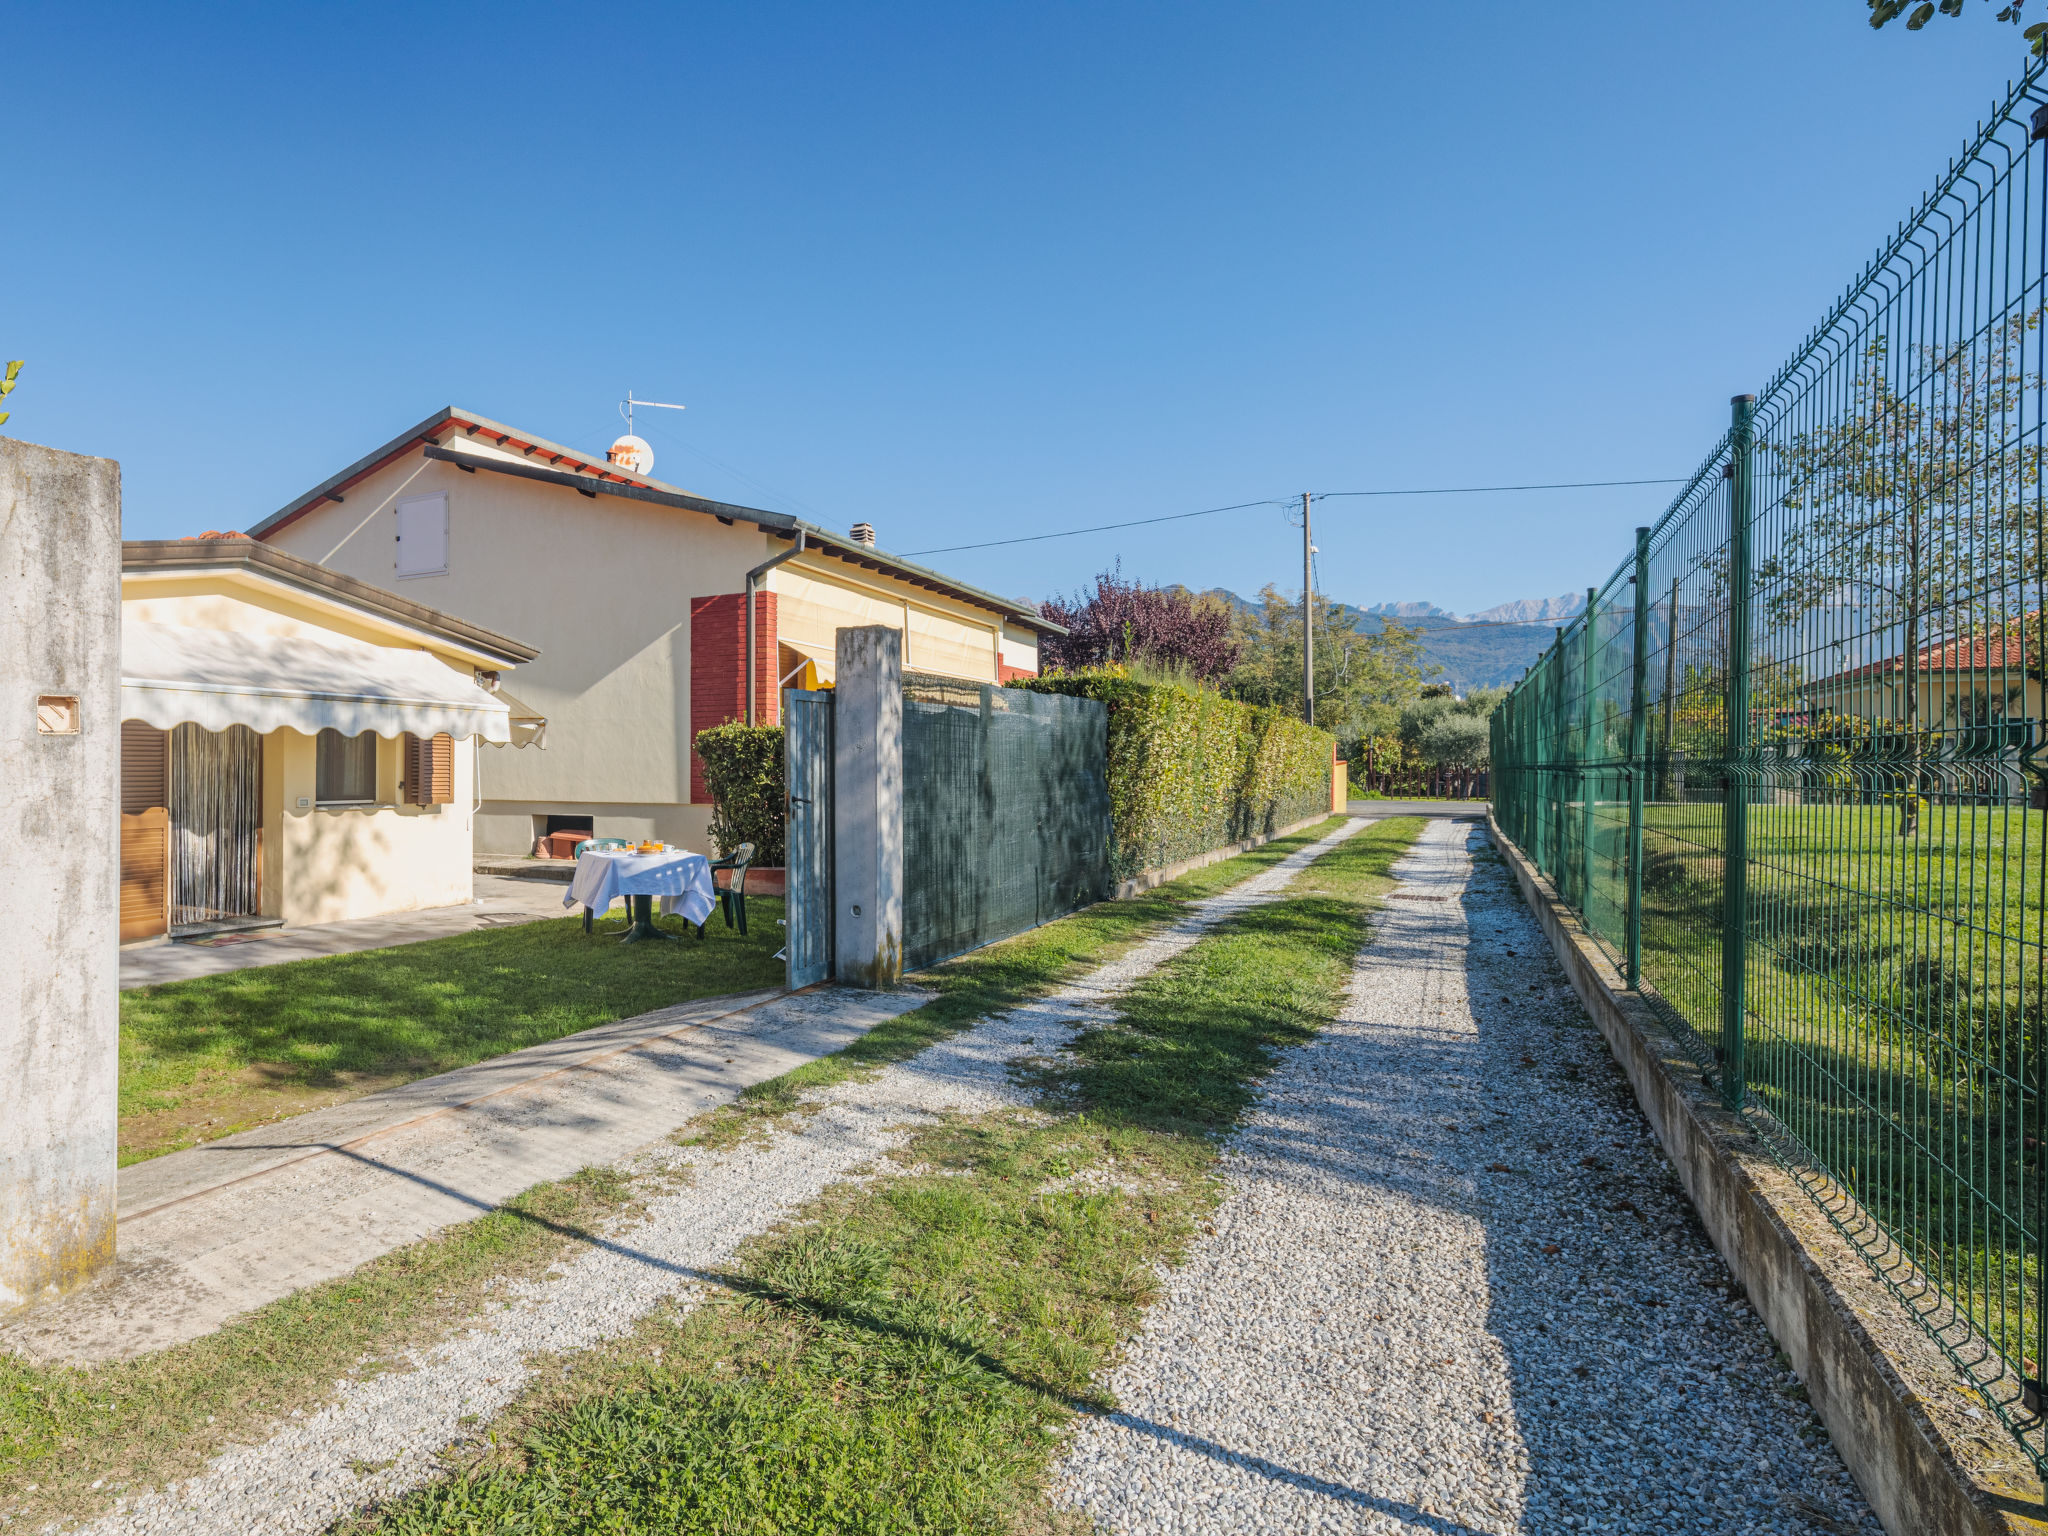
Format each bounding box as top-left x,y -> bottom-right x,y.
695,722 -> 786,865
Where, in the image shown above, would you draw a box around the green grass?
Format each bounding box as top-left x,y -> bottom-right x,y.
117,904 -> 788,1164
0,1168 -> 644,1532
348,818 -> 1423,1535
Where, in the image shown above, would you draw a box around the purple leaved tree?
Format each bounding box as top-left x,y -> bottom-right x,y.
1038,564 -> 1241,681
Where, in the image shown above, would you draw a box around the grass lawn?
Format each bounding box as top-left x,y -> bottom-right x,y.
117,902 -> 788,1165
348,818 -> 1422,1534
0,817 -> 1379,1534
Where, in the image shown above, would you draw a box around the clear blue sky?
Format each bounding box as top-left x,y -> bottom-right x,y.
6,2 -> 2032,615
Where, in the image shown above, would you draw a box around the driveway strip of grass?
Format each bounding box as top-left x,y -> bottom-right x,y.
347,817 -> 1422,1535
1,818 -> 1354,1532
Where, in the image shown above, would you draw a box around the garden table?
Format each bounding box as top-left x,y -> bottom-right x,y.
566,848 -> 716,943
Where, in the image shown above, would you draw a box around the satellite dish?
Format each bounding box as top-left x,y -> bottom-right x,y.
607,434 -> 654,477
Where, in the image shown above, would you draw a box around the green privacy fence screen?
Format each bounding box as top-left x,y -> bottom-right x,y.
900,673 -> 1112,972
1493,65 -> 2048,1472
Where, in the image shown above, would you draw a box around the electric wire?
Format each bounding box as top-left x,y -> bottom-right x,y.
904,476 -> 1687,556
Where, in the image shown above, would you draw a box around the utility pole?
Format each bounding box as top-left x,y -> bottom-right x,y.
1302,492 -> 1314,727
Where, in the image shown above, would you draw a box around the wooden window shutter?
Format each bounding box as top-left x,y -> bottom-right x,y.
402,732 -> 455,805
429,732 -> 454,804
401,732 -> 423,805
121,721 -> 167,814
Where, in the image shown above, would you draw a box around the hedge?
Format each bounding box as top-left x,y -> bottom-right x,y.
694,722 -> 786,865
1014,670 -> 1333,880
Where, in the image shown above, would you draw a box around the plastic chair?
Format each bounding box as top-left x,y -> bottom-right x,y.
707,842 -> 755,936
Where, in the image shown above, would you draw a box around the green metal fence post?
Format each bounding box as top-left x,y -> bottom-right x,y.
1580,589 -> 1598,922
1720,394 -> 1756,1111
1626,527 -> 1650,989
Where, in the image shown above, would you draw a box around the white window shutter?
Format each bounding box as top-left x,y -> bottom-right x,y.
395,492 -> 449,577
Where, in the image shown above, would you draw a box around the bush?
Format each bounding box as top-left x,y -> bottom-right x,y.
1016,670 -> 1333,879
694,722 -> 786,865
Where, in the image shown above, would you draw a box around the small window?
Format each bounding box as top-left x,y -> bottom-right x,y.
316,728 -> 377,805
395,491 -> 449,578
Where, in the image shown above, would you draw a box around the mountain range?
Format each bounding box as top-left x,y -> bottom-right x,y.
1204,589 -> 1585,692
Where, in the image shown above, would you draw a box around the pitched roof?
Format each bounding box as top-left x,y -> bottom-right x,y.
1815,617 -> 2038,684
246,407 -> 1062,635
123,537 -> 539,666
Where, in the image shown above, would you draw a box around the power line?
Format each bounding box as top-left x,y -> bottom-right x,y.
903,476 -> 1685,556
904,499 -> 1288,556
1315,476 -> 1686,499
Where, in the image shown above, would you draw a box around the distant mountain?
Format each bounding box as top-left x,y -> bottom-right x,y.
1466,593 -> 1587,624
1192,587 -> 1565,692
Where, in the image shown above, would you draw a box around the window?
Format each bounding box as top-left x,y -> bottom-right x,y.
395,491 -> 449,578
316,728 -> 377,805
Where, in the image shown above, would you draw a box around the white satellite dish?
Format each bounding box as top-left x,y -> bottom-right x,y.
608,434 -> 654,477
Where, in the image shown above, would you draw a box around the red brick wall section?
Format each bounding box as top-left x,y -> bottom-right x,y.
997,661 -> 1036,683
689,592 -> 778,804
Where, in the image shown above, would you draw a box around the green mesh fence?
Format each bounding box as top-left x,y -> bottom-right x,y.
901,675 -> 1111,971
1492,64 -> 2048,1472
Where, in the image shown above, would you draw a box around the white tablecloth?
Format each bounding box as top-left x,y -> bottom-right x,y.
565,849 -> 716,928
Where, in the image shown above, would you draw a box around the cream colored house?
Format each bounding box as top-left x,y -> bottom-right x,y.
119,539 -> 538,938
246,408 -> 1059,857
1807,623 -> 2044,729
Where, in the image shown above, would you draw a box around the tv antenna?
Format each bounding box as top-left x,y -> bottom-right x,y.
620,392 -> 686,435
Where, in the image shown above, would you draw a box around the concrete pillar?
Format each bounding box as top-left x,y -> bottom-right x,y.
0,436 -> 121,1314
833,625 -> 903,989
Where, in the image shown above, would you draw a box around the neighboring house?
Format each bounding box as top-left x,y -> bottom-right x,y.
120,538 -> 539,939
1806,622 -> 2044,730
246,407 -> 1060,857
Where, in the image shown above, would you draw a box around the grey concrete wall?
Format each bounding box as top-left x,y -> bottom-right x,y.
0,437 -> 121,1314
1487,813 -> 2048,1536
833,626 -> 902,989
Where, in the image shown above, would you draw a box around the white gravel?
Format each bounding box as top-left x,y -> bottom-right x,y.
1054,817 -> 1883,1536
73,820 -> 1366,1536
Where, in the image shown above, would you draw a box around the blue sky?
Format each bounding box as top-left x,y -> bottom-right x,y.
6,2 -> 2033,614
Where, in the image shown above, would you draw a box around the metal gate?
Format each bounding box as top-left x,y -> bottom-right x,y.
782,688 -> 834,988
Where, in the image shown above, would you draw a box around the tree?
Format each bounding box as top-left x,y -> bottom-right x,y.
1224,585 -> 1431,744
0,362 -> 21,429
1869,0 -> 2048,53
1756,312 -> 2046,831
1038,564 -> 1241,681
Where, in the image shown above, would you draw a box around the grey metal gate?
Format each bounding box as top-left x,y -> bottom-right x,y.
900,680 -> 1109,972
782,688 -> 834,988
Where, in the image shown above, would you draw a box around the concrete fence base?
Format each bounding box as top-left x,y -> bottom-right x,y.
1487,813 -> 2048,1536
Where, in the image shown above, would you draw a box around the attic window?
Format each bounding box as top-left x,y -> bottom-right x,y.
395,492 -> 449,578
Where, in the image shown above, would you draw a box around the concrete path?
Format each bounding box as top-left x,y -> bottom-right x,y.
1,984 -> 922,1364
1054,819 -> 1881,1535
120,876 -> 581,990
68,822 -> 1372,1536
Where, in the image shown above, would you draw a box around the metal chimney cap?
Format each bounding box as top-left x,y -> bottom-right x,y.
849,522 -> 877,547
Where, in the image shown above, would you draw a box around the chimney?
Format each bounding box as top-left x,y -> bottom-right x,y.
849,522 -> 877,547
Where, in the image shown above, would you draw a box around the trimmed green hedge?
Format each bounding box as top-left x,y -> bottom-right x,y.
694,722 -> 786,865
1015,671 -> 1333,880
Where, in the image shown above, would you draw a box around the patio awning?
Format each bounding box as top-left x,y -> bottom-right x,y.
776,640 -> 835,689
489,684 -> 548,749
121,620 -> 513,743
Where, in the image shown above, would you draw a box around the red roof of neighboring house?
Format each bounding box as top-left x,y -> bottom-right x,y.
1817,616 -> 2039,684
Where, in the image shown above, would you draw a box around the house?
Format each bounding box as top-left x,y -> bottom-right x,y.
1805,622 -> 2043,730
245,408 -> 1060,858
120,537 -> 539,939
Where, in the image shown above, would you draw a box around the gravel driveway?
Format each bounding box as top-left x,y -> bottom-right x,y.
1054,818 -> 1882,1535
75,821 -> 1368,1536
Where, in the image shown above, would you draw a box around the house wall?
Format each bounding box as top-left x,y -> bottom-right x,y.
258,449 -> 1039,857
261,726 -> 478,925
1809,674 -> 2045,726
